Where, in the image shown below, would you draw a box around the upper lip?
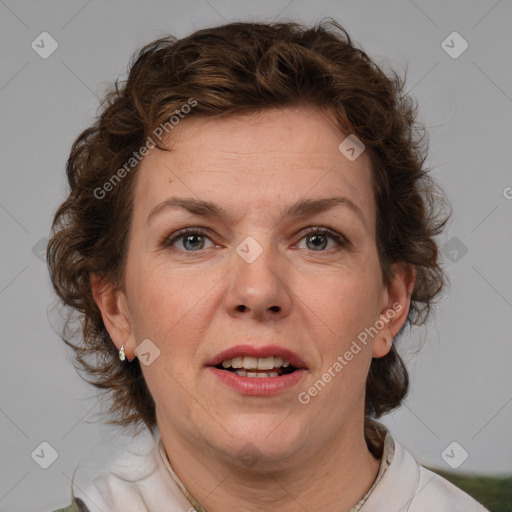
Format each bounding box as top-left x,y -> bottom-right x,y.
207,344 -> 307,369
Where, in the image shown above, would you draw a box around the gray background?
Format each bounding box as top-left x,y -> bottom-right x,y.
1,0 -> 511,510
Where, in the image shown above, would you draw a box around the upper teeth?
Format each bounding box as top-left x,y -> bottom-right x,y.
221,356 -> 291,370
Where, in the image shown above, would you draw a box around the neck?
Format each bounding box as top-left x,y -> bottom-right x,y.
158,415 -> 382,512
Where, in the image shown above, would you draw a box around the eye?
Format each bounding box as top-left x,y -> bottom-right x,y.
165,228 -> 216,251
296,227 -> 347,251
163,226 -> 348,253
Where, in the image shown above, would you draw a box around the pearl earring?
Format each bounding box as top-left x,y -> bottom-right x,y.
119,345 -> 126,361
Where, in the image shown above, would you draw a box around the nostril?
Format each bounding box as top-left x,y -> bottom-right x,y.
234,305 -> 280,313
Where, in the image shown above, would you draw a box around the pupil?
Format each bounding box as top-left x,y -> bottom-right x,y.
184,234 -> 204,251
307,234 -> 327,251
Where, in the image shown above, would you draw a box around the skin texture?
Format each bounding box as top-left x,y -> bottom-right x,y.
92,107 -> 415,511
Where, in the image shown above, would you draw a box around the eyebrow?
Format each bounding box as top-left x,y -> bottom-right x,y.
146,196 -> 366,228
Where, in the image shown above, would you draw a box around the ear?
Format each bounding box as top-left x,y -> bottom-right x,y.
372,262 -> 415,358
90,273 -> 136,361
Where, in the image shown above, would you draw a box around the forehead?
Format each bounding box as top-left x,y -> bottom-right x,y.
132,107 -> 375,230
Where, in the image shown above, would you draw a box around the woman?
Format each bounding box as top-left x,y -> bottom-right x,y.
48,20 -> 488,511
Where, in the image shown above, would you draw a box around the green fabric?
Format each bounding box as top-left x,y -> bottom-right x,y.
52,496 -> 89,512
52,506 -> 79,512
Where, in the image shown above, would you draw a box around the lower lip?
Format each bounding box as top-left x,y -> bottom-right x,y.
208,367 -> 306,396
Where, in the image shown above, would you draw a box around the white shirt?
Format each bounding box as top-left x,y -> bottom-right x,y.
69,423 -> 488,511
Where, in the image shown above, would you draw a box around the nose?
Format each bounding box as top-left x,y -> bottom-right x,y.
224,240 -> 292,322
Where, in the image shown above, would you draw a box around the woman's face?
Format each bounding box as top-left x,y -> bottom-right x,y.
99,107 -> 411,467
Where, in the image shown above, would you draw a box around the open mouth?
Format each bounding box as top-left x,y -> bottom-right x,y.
214,356 -> 298,378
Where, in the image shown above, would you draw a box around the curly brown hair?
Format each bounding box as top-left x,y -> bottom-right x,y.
47,19 -> 450,434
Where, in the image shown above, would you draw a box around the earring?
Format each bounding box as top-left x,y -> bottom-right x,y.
119,345 -> 126,361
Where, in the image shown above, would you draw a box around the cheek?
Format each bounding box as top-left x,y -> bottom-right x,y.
127,262 -> 218,358
299,263 -> 381,343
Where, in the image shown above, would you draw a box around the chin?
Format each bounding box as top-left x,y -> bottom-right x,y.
209,412 -> 308,467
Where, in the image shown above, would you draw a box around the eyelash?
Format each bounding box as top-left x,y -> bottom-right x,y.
162,226 -> 349,252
